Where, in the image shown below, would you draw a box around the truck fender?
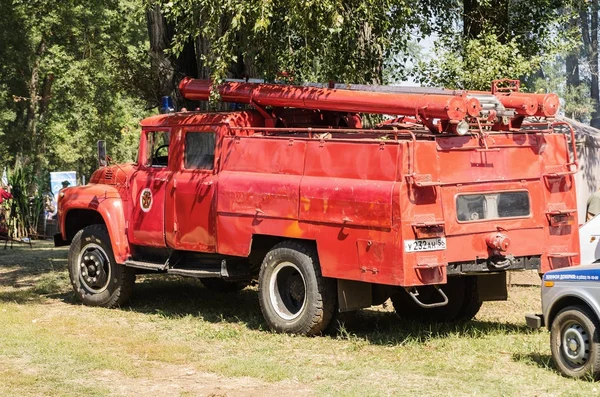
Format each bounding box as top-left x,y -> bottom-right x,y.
60,186 -> 130,264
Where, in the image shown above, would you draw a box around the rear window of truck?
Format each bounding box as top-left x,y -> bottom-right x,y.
185,132 -> 215,170
456,191 -> 530,222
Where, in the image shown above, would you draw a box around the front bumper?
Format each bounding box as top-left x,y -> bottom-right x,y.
525,313 -> 544,329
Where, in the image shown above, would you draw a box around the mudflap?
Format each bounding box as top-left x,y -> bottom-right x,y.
477,272 -> 508,301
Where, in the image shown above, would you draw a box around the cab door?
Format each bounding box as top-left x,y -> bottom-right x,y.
165,126 -> 218,252
128,129 -> 172,247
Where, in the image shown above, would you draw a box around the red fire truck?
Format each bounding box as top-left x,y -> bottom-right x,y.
55,78 -> 579,335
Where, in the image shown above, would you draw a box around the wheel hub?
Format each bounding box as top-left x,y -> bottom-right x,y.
562,323 -> 590,366
269,261 -> 307,321
78,244 -> 111,293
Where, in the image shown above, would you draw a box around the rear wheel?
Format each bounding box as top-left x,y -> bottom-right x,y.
258,241 -> 335,335
391,276 -> 481,322
551,306 -> 600,379
455,276 -> 482,321
68,224 -> 135,307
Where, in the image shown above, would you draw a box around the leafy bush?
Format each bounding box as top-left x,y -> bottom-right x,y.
4,166 -> 44,239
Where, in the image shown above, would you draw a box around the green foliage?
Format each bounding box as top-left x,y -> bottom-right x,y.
4,165 -> 44,239
533,59 -> 596,122
158,0 -> 454,84
0,0 -> 151,183
415,33 -> 544,90
414,1 -> 577,91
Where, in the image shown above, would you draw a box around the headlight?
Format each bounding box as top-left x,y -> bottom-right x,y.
456,120 -> 470,136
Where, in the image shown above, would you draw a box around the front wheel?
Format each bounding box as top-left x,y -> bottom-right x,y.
550,306 -> 600,379
258,241 -> 335,335
68,224 -> 135,307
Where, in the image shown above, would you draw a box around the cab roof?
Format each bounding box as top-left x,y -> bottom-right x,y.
140,110 -> 261,128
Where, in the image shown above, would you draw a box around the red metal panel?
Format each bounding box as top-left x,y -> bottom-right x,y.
539,134 -> 580,271
299,176 -> 394,228
128,168 -> 170,247
441,181 -> 545,236
215,214 -> 401,284
217,171 -> 300,219
398,141 -> 447,286
303,140 -> 399,180
440,182 -> 545,263
444,229 -> 545,263
436,134 -> 543,183
59,185 -> 131,263
169,170 -> 217,252
220,136 -> 306,175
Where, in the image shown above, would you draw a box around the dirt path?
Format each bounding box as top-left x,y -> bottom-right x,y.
86,365 -> 313,397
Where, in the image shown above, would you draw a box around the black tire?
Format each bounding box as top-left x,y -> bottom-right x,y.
68,224 -> 135,307
455,276 -> 482,322
201,278 -> 249,293
258,241 -> 335,335
391,276 -> 481,322
550,305 -> 600,379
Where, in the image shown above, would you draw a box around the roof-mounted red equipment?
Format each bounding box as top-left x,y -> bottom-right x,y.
178,77 -> 479,123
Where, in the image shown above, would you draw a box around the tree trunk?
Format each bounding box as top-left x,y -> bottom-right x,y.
24,38 -> 46,185
566,9 -> 581,88
591,0 -> 600,127
581,1 -> 600,128
566,53 -> 581,87
146,5 -> 175,105
147,4 -> 198,109
357,20 -> 383,84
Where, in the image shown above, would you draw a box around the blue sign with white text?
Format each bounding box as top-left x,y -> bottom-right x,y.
543,268 -> 600,282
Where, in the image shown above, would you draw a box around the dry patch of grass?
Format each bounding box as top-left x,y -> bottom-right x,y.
1,241 -> 600,396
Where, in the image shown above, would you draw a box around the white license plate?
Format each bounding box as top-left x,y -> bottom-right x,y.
404,237 -> 447,252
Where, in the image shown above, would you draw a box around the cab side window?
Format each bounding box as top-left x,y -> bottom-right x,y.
145,131 -> 170,167
185,132 -> 215,170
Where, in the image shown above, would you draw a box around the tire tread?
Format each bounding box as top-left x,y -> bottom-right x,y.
259,241 -> 335,335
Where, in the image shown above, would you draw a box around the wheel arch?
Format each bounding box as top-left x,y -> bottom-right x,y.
249,235 -> 317,266
547,295 -> 600,330
63,203 -> 130,263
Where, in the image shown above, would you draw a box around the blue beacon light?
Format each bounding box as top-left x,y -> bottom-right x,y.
160,96 -> 175,114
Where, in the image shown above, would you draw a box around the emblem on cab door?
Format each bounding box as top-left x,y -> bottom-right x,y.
140,188 -> 152,212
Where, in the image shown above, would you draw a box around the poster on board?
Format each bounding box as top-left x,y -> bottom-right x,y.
50,171 -> 77,216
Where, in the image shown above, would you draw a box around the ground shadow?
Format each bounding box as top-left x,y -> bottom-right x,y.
0,242 -> 69,304
326,308 -> 532,346
512,352 -> 558,375
1,243 -> 541,345
111,275 -> 533,346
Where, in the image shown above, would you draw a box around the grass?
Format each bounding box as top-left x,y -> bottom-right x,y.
1,241 -> 599,396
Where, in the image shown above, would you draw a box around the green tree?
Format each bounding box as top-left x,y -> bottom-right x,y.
414,1 -> 576,92
0,0 -> 151,184
154,0 -> 455,86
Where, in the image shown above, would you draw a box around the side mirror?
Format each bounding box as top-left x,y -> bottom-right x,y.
97,140 -> 107,167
